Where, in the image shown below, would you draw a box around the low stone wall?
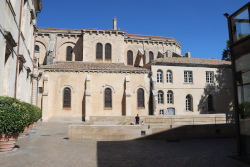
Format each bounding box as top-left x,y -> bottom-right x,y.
69,124 -> 236,140
89,114 -> 226,125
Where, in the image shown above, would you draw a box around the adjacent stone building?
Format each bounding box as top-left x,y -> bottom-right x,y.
34,19 -> 234,122
0,0 -> 42,103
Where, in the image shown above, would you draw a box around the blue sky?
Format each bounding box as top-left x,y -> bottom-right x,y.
37,0 -> 250,60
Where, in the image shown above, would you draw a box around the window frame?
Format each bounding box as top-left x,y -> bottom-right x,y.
66,46 -> 73,61
127,50 -> 133,65
206,71 -> 214,84
184,71 -> 193,83
157,70 -> 163,83
63,87 -> 71,109
137,88 -> 145,108
149,51 -> 154,62
96,43 -> 103,60
167,91 -> 173,104
159,109 -> 164,115
166,70 -> 172,83
186,95 -> 192,111
105,43 -> 112,61
158,91 -> 164,104
104,88 -> 112,109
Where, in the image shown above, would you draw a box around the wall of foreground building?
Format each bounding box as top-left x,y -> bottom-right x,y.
0,0 -> 41,103
69,124 -> 236,140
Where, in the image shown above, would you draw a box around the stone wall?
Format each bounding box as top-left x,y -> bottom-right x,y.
69,123 -> 236,140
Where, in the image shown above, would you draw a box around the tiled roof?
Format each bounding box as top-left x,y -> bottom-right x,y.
151,58 -> 231,67
40,61 -> 149,72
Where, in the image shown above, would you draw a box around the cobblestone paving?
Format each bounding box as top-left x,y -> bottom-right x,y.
0,122 -> 249,167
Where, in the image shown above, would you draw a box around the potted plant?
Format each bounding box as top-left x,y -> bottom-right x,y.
239,101 -> 250,119
0,96 -> 28,152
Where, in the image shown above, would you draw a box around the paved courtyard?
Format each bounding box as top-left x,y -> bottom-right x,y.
0,122 -> 249,167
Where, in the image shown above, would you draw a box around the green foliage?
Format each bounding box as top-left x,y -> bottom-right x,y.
222,40 -> 231,61
0,96 -> 42,134
239,101 -> 250,118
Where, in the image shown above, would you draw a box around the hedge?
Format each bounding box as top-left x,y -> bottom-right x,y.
0,96 -> 42,134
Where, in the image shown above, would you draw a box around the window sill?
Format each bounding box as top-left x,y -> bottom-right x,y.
137,107 -> 145,110
104,107 -> 112,110
183,83 -> 193,84
63,107 -> 71,110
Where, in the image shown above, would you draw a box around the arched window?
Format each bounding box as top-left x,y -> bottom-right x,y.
166,70 -> 172,83
63,87 -> 71,108
157,70 -> 163,83
149,51 -> 154,61
66,46 -> 73,61
208,95 -> 213,111
137,88 -> 144,108
186,95 -> 192,111
105,88 -> 112,108
158,91 -> 164,104
167,91 -> 173,104
127,50 -> 133,65
105,43 -> 111,60
96,43 -> 103,60
35,45 -> 40,52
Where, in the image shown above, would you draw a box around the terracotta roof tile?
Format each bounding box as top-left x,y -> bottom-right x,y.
151,58 -> 231,67
40,62 -> 149,72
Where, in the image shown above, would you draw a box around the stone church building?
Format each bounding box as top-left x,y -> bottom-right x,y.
34,19 -> 234,122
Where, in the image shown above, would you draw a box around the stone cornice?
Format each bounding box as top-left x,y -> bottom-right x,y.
81,28 -> 126,36
152,62 -> 232,68
124,34 -> 182,48
40,68 -> 149,74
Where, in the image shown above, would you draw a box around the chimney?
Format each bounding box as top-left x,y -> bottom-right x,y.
185,51 -> 191,58
113,17 -> 117,30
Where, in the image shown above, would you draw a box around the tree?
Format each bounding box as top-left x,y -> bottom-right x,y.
222,40 -> 231,61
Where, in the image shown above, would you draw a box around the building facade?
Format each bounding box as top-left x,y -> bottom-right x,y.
145,57 -> 234,122
0,0 -> 42,103
34,19 -> 234,122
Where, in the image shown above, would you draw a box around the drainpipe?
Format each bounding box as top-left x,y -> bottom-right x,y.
31,11 -> 39,104
14,0 -> 24,98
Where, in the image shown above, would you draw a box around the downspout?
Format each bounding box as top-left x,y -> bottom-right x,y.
14,0 -> 24,98
31,11 -> 39,104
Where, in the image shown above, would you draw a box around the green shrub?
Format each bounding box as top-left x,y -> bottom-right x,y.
239,101 -> 250,118
0,96 -> 28,134
0,96 -> 42,134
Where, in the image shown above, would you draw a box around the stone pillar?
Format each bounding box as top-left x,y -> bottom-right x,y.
144,49 -> 149,65
166,50 -> 172,58
152,78 -> 158,115
42,76 -> 49,121
85,75 -> 91,121
125,76 -> 131,116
